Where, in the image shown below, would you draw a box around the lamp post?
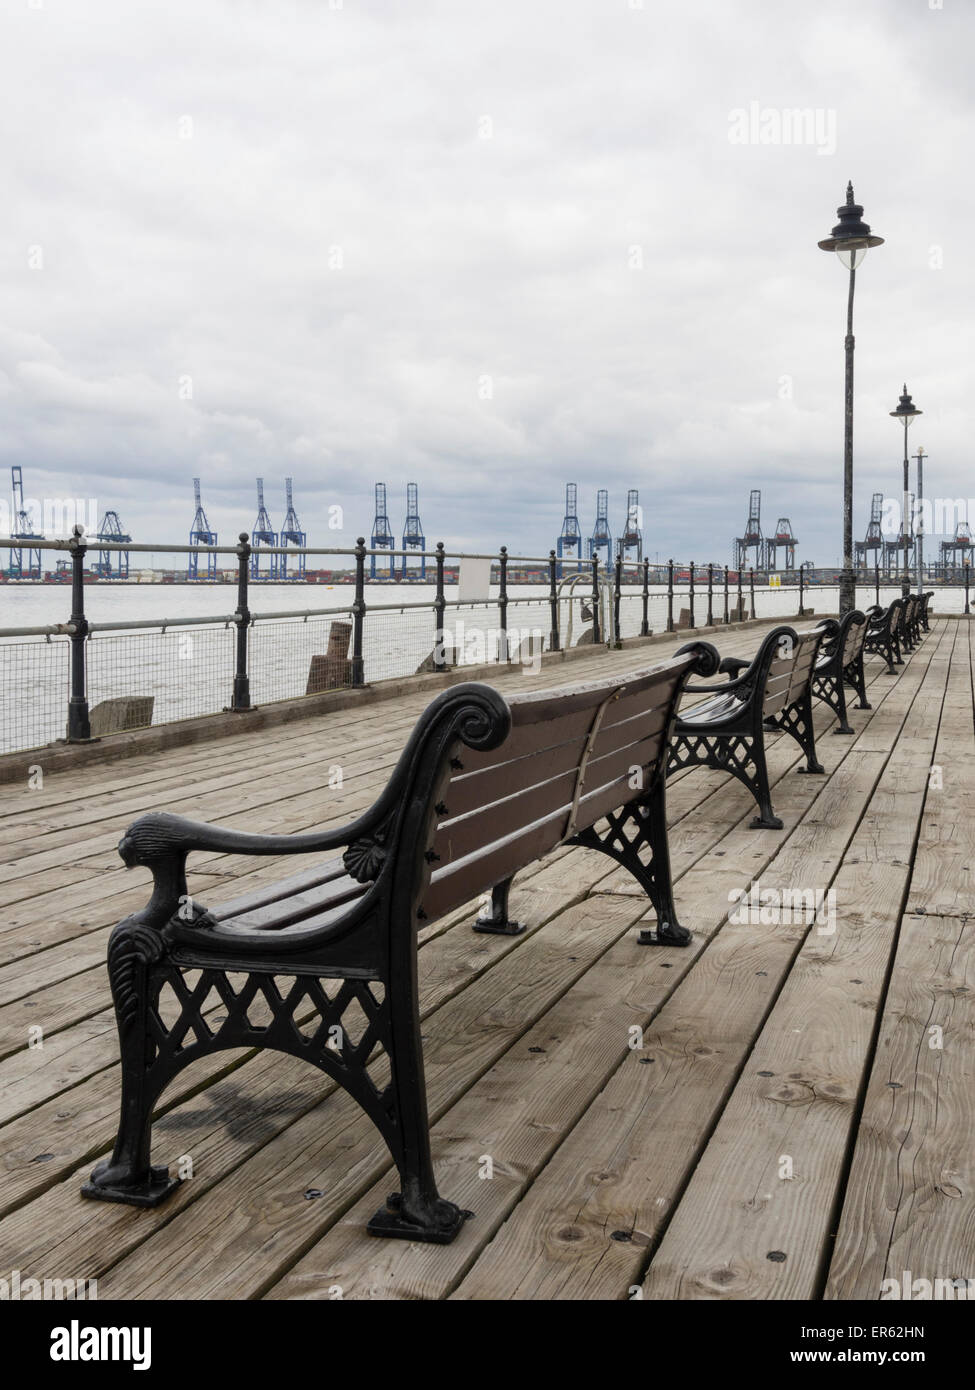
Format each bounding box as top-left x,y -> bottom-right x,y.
912,445 -> 927,591
890,386 -> 922,597
818,183 -> 884,616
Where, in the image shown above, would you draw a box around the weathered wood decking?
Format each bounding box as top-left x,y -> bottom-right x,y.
0,617 -> 971,1300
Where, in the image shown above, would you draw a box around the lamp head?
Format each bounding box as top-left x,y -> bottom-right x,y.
818,182 -> 884,268
890,384 -> 922,425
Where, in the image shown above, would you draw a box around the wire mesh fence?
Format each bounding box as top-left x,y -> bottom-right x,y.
250,612 -> 355,704
0,635 -> 70,756
86,625 -> 235,727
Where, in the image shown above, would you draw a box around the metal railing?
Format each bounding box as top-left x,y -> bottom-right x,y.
1,530 -> 969,757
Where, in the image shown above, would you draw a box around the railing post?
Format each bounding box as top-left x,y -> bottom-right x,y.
798,564 -> 804,617
723,565 -> 729,624
688,561 -> 696,629
65,526 -> 92,741
231,531 -> 251,711
350,537 -> 366,687
875,561 -> 880,608
641,557 -> 650,636
666,559 -> 674,632
591,553 -> 601,645
965,562 -> 970,615
736,567 -> 743,622
434,541 -> 447,671
707,563 -> 713,627
613,551 -> 623,647
749,567 -> 755,619
548,550 -> 561,652
548,547 -> 561,650
498,545 -> 509,662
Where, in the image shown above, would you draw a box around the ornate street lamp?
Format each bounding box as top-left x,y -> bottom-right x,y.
890,386 -> 922,597
819,183 -> 884,615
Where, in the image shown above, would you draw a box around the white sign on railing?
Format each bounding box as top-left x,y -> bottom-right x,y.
457,557 -> 493,603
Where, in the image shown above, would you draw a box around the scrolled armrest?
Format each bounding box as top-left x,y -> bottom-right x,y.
675,640 -> 722,679
117,811 -> 364,933
718,655 -> 750,678
118,811 -> 352,870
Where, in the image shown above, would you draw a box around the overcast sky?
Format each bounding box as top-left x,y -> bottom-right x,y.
2,0 -> 973,566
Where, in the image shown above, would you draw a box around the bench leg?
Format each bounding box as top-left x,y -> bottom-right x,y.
568,778 -> 691,947
670,733 -> 783,831
368,916 -> 472,1244
770,692 -> 825,775
472,876 -> 524,935
845,653 -> 871,711
81,920 -> 180,1208
812,671 -> 854,735
744,738 -> 784,829
829,670 -> 854,735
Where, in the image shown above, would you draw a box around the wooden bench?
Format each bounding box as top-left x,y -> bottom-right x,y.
81,645 -> 719,1245
904,592 -> 931,649
900,595 -> 920,652
864,597 -> 905,674
667,624 -> 827,830
810,610 -> 870,735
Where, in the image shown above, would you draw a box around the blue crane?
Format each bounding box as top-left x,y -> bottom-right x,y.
188,478 -> 218,580
401,482 -> 426,579
251,477 -> 278,579
95,509 -> 132,579
370,482 -> 395,579
279,478 -> 306,580
556,483 -> 582,578
588,488 -> 612,570
9,467 -> 43,579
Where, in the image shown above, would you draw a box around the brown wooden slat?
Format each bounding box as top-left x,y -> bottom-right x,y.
460,658 -> 691,770
224,875 -> 367,932
421,815 -> 566,922
432,729 -> 665,866
445,704 -> 669,820
208,858 -> 351,922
